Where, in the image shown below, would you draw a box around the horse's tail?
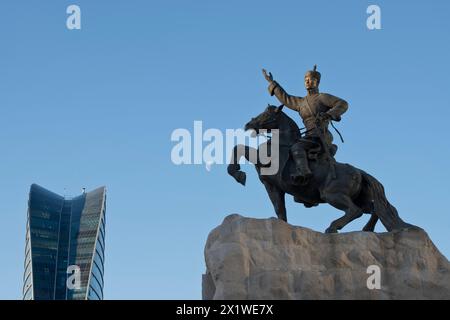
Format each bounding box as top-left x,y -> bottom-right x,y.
361,171 -> 418,232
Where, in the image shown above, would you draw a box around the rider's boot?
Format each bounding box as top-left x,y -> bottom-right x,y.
291,147 -> 313,185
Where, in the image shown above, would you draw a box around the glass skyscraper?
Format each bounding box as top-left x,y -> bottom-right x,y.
23,184 -> 106,300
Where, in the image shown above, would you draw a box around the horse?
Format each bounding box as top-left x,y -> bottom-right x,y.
227,104 -> 418,233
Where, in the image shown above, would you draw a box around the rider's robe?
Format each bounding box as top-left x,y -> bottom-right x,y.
268,80 -> 348,147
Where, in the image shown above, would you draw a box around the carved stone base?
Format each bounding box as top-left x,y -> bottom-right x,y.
203,214 -> 450,299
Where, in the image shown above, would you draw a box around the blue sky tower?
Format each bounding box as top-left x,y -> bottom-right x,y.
23,184 -> 106,300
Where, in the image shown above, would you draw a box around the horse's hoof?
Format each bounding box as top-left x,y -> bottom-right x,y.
235,171 -> 246,186
325,227 -> 338,234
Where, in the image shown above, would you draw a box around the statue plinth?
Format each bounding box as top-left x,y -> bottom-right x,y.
203,214 -> 450,300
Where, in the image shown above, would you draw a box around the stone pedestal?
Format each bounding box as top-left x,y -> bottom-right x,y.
203,214 -> 450,299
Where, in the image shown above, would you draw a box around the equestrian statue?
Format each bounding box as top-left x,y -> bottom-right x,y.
227,66 -> 418,233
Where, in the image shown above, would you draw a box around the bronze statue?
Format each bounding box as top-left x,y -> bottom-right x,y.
227,67 -> 419,233
262,66 -> 348,185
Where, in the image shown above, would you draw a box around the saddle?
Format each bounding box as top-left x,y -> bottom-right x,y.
263,138 -> 337,179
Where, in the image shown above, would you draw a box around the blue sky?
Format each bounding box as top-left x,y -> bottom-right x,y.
1,0 -> 449,299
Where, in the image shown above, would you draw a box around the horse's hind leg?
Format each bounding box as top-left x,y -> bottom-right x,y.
362,214 -> 378,232
322,192 -> 363,233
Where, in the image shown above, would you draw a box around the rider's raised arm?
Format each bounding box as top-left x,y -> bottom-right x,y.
267,81 -> 303,111
320,93 -> 348,121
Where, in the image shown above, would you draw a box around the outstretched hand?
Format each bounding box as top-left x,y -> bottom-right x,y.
262,69 -> 273,82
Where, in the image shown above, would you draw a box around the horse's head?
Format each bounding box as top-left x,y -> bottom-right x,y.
244,104 -> 284,137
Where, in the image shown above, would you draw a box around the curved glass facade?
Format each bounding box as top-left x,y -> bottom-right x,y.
23,184 -> 106,300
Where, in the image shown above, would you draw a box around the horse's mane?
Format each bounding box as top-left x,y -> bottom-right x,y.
279,110 -> 301,136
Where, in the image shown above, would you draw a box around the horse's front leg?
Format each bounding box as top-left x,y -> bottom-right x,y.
262,181 -> 287,222
227,144 -> 258,186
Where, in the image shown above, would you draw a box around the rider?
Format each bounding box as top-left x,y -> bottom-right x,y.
262,65 -> 348,184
